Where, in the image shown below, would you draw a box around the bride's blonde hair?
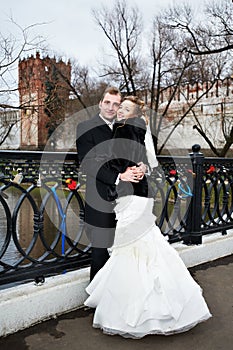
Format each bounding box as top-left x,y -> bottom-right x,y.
123,95 -> 149,124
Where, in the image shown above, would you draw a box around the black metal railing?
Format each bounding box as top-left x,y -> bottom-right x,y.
0,146 -> 232,287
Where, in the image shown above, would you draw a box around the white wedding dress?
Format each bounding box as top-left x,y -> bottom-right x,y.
84,195 -> 212,338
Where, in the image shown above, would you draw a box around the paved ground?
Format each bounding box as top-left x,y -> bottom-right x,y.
0,255 -> 232,350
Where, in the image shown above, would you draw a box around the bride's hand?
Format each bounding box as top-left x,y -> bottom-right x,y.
120,166 -> 141,182
137,162 -> 147,179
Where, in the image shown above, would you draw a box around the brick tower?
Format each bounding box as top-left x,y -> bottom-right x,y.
18,52 -> 71,150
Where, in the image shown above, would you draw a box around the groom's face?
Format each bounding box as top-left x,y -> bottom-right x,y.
99,92 -> 121,121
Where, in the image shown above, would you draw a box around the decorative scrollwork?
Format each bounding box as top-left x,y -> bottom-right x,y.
0,149 -> 232,287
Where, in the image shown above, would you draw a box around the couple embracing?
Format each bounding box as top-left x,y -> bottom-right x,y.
76,87 -> 211,338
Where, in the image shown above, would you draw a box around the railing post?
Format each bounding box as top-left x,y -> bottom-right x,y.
184,144 -> 204,245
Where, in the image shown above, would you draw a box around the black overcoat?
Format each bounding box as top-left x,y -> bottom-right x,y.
76,115 -> 118,229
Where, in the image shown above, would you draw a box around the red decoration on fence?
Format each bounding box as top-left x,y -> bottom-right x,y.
169,169 -> 177,176
65,178 -> 77,190
206,165 -> 216,174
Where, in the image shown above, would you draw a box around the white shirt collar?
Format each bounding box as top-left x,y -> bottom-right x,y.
99,114 -> 115,129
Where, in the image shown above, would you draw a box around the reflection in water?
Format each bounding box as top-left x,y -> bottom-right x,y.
0,186 -> 87,268
0,184 -> 187,270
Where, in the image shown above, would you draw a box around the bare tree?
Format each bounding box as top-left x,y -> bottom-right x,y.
70,60 -> 108,107
0,17 -> 46,145
0,18 -> 46,108
92,0 -> 144,94
159,0 -> 233,156
192,97 -> 233,157
145,4 -> 226,154
165,0 -> 233,56
91,1 -> 232,155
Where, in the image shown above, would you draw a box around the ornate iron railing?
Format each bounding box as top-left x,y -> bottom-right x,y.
0,146 -> 232,287
152,146 -> 233,244
0,150 -> 90,286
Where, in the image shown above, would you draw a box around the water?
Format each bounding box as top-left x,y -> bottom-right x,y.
0,182 -> 190,270
0,184 -> 87,269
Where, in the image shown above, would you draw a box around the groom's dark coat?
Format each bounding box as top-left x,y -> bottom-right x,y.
76,115 -> 119,235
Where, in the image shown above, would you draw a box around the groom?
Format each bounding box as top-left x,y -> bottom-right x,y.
76,86 -> 144,280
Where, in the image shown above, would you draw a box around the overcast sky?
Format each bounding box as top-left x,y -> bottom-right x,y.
0,0 -> 206,68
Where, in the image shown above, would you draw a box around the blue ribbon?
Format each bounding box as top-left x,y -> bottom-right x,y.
51,186 -> 66,256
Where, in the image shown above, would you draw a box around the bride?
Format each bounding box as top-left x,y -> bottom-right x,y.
84,95 -> 212,338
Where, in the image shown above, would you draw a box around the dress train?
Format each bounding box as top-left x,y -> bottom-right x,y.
84,196 -> 212,338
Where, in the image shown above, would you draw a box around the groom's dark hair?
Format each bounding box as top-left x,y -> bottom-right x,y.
101,86 -> 122,101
